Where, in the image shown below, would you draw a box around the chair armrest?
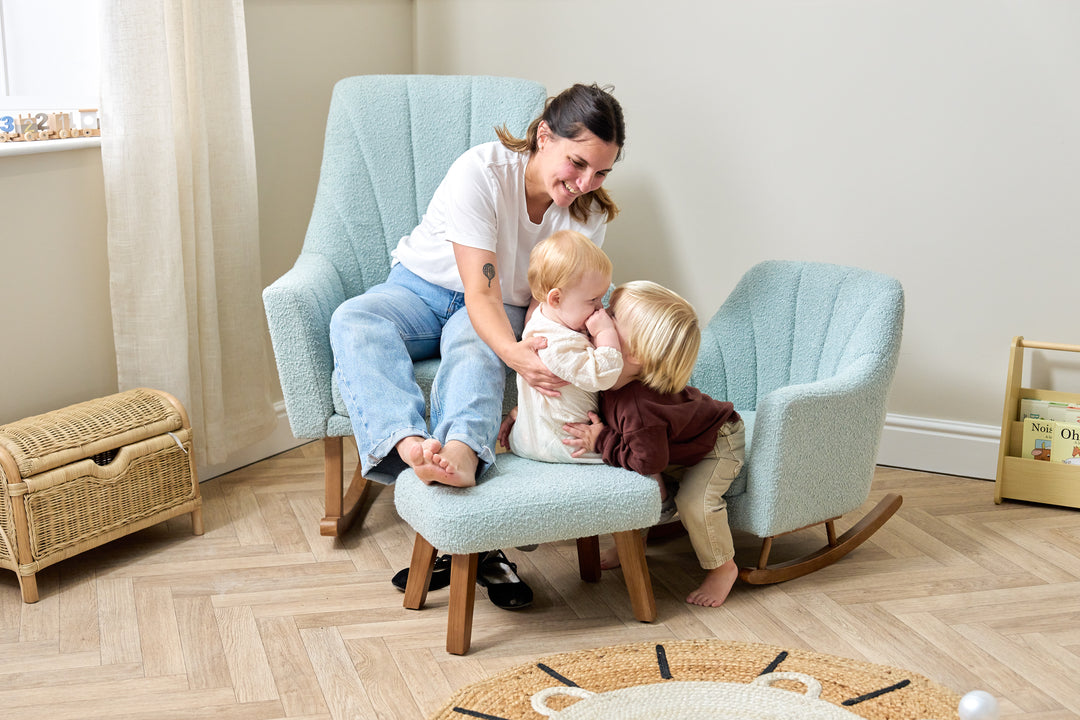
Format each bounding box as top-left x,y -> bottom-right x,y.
263,252 -> 348,439
737,355 -> 891,537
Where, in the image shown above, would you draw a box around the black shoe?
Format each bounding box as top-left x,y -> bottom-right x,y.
391,553 -> 452,592
476,549 -> 533,609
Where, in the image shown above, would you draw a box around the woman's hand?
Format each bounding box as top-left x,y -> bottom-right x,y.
563,411 -> 605,457
507,336 -> 567,397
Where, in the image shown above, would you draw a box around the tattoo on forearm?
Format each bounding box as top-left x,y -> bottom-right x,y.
483,263 -> 496,288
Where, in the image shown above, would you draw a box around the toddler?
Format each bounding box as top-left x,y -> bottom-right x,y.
502,230 -> 622,463
562,280 -> 745,608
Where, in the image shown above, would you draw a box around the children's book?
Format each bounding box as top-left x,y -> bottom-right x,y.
1021,418 -> 1055,461
1049,422 -> 1080,466
1020,398 -> 1080,423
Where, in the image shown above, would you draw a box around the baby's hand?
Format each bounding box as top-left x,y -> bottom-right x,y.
498,407 -> 519,450
585,309 -> 617,347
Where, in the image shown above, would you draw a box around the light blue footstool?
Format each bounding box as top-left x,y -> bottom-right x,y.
393,453 -> 662,654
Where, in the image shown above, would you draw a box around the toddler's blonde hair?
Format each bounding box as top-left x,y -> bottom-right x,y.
528,230 -> 612,304
609,280 -> 700,394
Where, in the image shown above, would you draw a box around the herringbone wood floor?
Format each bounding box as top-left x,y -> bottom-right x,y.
1,440 -> 1078,719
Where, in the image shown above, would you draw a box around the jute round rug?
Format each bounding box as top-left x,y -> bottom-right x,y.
429,639 -> 965,719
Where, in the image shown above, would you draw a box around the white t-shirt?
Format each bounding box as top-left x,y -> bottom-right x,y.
391,142 -> 608,307
509,306 -> 623,463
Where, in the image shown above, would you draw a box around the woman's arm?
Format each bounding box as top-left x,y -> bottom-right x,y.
453,243 -> 567,395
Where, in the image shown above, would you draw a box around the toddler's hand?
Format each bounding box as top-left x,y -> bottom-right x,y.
563,411 -> 605,457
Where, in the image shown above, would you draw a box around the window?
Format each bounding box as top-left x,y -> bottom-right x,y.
1,0 -> 100,110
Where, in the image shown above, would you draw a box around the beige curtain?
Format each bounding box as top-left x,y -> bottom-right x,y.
99,0 -> 276,467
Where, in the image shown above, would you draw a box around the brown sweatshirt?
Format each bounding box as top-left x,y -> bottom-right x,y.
595,381 -> 740,477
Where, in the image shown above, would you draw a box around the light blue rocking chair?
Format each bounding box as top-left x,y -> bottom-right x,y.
691,260 -> 906,584
263,75 -> 547,536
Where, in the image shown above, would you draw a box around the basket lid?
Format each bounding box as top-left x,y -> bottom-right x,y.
0,388 -> 185,479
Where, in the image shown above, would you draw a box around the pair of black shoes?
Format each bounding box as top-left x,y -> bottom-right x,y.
390,549 -> 533,609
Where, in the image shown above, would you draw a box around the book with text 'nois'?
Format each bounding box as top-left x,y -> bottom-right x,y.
1022,418 -> 1055,461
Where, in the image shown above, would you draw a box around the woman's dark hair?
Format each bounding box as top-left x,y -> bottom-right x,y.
496,83 -> 625,223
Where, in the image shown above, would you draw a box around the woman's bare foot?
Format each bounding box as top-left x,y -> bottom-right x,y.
398,436 -> 478,487
397,436 -> 452,484
428,440 -> 478,487
686,559 -> 738,607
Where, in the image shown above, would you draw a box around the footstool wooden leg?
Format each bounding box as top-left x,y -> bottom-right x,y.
447,553 -> 479,655
403,534 -> 438,610
612,529 -> 657,623
577,536 -> 601,582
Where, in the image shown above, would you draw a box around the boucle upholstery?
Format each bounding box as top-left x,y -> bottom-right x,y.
691,260 -> 904,539
394,453 -> 661,555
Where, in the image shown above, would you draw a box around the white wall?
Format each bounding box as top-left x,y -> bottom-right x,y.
415,0 -> 1080,478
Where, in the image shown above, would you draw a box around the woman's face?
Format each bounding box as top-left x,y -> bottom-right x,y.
531,122 -> 620,207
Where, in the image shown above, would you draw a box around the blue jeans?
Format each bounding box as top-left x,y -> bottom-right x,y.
329,264 -> 526,480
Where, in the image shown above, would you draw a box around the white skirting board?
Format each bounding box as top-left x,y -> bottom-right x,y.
197,407 -> 1004,483
198,401 -> 310,482
877,414 -> 1000,481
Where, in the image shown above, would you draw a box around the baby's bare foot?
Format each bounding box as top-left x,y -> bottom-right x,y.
599,545 -> 621,570
686,560 -> 738,607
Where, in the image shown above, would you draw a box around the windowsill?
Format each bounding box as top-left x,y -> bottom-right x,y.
0,136 -> 102,157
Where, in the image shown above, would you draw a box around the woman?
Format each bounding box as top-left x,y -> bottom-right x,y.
329,82 -> 626,491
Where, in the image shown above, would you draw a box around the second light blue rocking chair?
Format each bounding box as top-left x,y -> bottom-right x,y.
690,260 -> 906,584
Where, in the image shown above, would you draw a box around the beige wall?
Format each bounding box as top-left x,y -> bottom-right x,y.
0,148 -> 114,423
245,0 -> 414,287
0,0 -> 412,474
3,1 -> 1078,480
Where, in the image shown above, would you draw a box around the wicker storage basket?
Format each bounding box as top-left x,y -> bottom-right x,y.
0,388 -> 203,602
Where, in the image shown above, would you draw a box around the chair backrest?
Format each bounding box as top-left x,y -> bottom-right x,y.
303,75 -> 547,298
692,260 -> 905,412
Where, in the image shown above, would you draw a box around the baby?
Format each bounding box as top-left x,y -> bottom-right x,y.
502,230 -> 622,463
562,281 -> 745,607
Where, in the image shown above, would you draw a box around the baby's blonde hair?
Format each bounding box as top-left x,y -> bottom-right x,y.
609,280 -> 700,394
528,230 -> 612,304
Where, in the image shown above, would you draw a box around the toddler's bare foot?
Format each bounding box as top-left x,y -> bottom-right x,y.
427,440 -> 478,487
686,559 -> 738,607
599,545 -> 621,570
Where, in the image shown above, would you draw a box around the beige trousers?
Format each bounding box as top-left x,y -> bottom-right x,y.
666,418 -> 746,569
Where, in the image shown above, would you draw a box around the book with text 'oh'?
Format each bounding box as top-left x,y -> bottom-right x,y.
1049,422 -> 1080,466
1022,418 -> 1055,461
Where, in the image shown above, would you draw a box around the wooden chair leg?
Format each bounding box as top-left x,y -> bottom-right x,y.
320,437 -> 371,537
447,553 -> 479,655
612,530 -> 657,622
739,493 -> 904,585
577,536 -> 601,582
403,534 -> 438,610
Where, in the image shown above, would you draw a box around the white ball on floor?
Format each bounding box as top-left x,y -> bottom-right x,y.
958,690 -> 999,720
